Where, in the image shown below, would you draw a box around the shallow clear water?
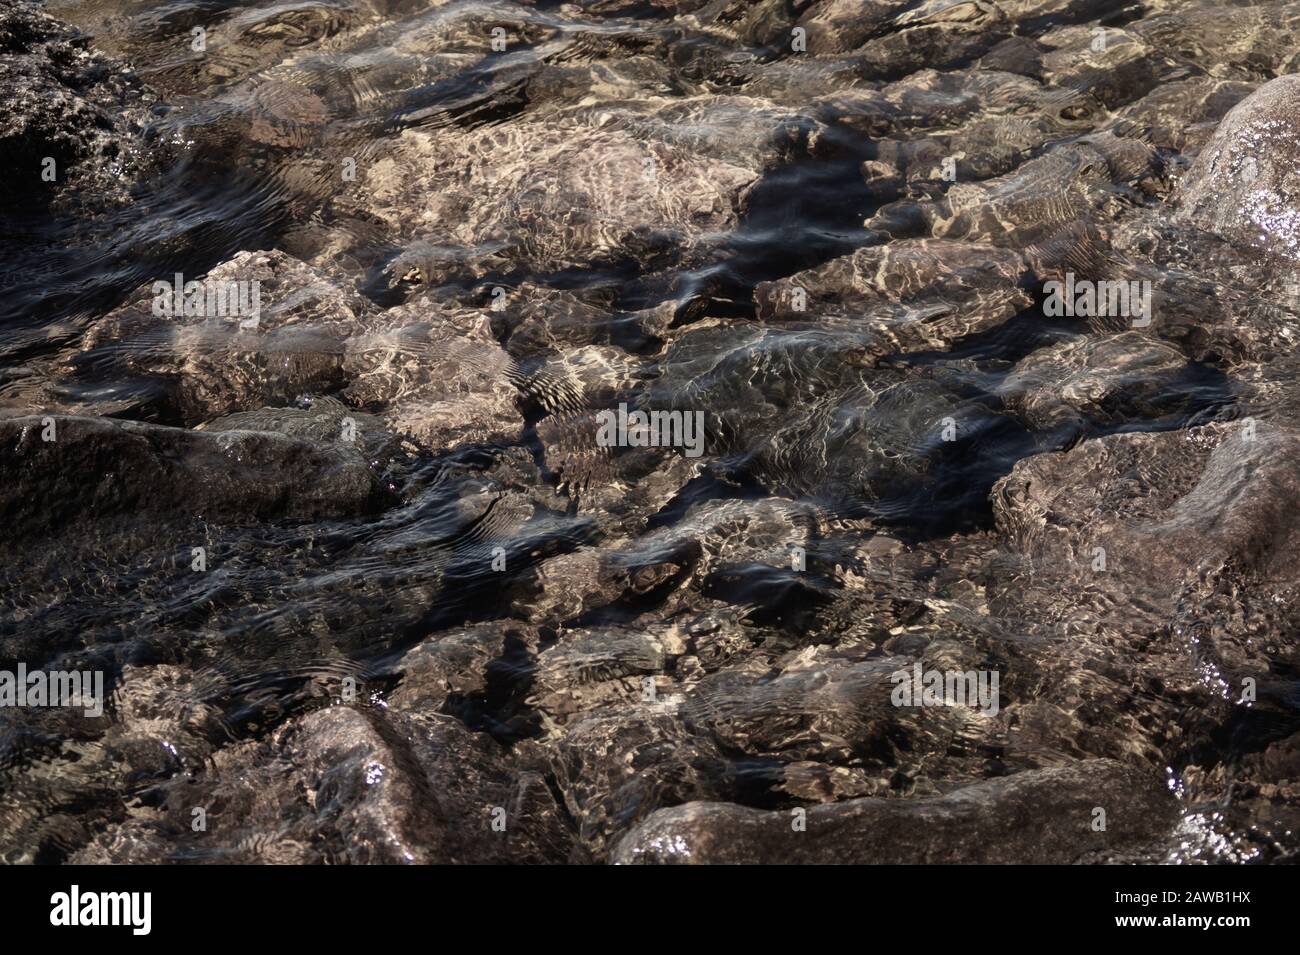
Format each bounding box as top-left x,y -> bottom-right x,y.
2,0 -> 1300,863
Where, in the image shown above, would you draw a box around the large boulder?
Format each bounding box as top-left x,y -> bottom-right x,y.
1178,74 -> 1300,262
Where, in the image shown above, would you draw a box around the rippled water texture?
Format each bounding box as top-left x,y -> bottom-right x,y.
3,0 -> 1300,863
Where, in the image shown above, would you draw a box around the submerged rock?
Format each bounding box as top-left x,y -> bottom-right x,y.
72,705 -> 575,863
869,132 -> 1164,246
613,759 -> 1177,864
1178,74 -> 1300,263
755,239 -> 1034,359
343,303 -> 523,453
999,332 -> 1201,431
349,118 -> 760,275
388,622 -> 533,715
549,706 -> 731,859
9,0 -> 1300,868
993,422 -> 1300,583
990,423 -> 1300,760
61,251 -> 368,424
0,413 -> 390,543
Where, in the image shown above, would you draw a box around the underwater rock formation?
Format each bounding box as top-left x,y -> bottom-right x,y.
6,0 -> 1300,866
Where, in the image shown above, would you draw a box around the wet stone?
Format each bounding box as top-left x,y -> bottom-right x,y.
0,414 -> 391,545
351,119 -> 761,275
1178,74 -> 1300,263
343,304 -> 524,453
64,250 -> 368,425
612,759 -> 1178,864
993,422 -> 1300,583
999,332 -> 1201,431
72,705 -> 575,863
0,0 -> 158,212
9,0 -> 1300,867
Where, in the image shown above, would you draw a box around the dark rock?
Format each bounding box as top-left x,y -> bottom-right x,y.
612,759 -> 1178,863
388,622 -> 535,715
0,413 -> 390,543
0,0 -> 156,211
530,627 -> 675,724
549,706 -> 731,859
